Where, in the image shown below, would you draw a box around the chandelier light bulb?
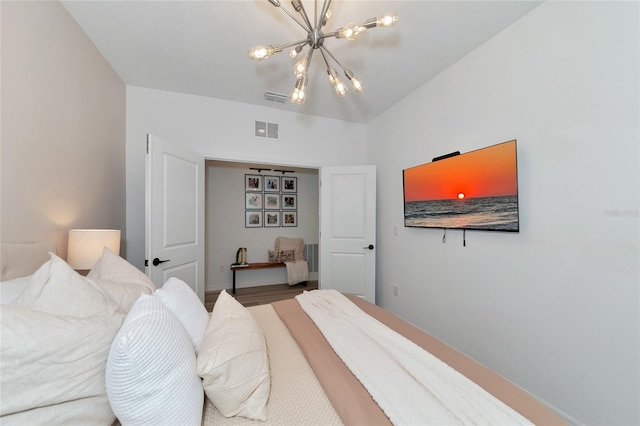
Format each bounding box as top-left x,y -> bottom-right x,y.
325,9 -> 332,21
289,45 -> 303,59
338,23 -> 366,40
351,76 -> 363,93
376,13 -> 398,28
334,79 -> 348,97
293,56 -> 308,78
248,45 -> 275,61
345,69 -> 364,93
327,69 -> 347,97
290,75 -> 307,104
290,87 -> 303,104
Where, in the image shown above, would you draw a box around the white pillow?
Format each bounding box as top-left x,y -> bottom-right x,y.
0,305 -> 122,425
1,275 -> 31,305
106,294 -> 203,426
88,248 -> 156,313
155,277 -> 209,351
197,290 -> 270,420
11,253 -> 120,318
88,247 -> 156,293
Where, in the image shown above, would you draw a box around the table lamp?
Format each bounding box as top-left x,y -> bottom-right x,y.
67,229 -> 121,270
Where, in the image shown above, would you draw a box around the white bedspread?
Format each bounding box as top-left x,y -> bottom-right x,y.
296,290 -> 534,426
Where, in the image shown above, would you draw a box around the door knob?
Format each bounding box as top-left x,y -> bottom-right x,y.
152,257 -> 170,266
363,244 -> 375,250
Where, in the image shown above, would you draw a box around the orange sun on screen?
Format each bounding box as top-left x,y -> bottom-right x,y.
457,192 -> 465,199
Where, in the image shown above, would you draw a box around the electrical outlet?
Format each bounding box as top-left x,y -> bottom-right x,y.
393,286 -> 399,297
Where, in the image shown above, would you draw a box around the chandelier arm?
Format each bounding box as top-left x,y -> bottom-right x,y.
318,30 -> 339,40
274,38 -> 311,51
277,3 -> 312,33
319,45 -> 349,74
318,47 -> 331,70
318,0 -> 332,29
291,0 -> 314,34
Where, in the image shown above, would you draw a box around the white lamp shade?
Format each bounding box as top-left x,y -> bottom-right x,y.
67,229 -> 121,270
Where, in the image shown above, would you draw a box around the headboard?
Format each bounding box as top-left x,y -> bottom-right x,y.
1,242 -> 56,281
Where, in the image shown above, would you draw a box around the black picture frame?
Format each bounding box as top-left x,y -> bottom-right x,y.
282,176 -> 297,193
264,211 -> 281,227
282,193 -> 297,210
245,211 -> 263,228
264,193 -> 280,210
282,211 -> 297,227
264,175 -> 280,192
245,174 -> 262,192
245,192 -> 263,209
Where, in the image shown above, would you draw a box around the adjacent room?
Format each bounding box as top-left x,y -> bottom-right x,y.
1,1 -> 638,425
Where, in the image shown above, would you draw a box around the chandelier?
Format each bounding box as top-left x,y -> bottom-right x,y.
248,0 -> 398,104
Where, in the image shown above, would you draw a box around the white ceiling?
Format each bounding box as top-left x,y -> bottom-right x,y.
61,1 -> 542,124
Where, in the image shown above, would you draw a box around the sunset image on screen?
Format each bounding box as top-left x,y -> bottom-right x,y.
404,141 -> 517,202
403,140 -> 519,232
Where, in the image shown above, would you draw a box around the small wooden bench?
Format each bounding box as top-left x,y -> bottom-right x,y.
230,262 -> 286,294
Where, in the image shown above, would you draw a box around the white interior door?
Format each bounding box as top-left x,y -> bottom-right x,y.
320,165 -> 376,303
145,134 -> 205,301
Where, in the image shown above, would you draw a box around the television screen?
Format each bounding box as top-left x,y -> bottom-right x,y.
403,140 -> 519,232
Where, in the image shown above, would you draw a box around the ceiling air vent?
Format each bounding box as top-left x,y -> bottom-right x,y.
264,91 -> 287,103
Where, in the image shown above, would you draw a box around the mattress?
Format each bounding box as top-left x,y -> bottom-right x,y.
203,296 -> 566,426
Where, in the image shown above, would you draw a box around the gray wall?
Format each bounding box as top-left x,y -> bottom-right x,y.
0,1 -> 126,258
369,2 -> 639,425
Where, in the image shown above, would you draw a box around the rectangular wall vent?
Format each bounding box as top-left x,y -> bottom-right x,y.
255,120 -> 279,139
305,243 -> 319,273
267,123 -> 278,139
255,121 -> 266,137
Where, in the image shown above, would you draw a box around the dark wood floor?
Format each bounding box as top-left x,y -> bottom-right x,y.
204,280 -> 318,311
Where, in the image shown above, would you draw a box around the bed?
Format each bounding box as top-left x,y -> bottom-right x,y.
0,242 -> 566,426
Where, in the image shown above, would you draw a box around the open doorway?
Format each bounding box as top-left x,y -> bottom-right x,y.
204,160 -> 319,293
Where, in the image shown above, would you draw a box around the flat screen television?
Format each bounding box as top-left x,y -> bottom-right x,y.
403,140 -> 519,232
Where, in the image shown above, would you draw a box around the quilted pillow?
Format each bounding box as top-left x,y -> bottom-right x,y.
155,277 -> 209,351
197,290 -> 270,420
106,294 -> 203,426
11,253 -> 120,318
0,305 -> 122,425
274,237 -> 305,261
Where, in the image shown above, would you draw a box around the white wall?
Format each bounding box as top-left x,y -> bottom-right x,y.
0,1 -> 126,258
368,2 -> 639,425
206,162 -> 319,291
126,86 -> 366,270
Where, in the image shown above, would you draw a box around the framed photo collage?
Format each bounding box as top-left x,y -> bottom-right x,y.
245,174 -> 298,228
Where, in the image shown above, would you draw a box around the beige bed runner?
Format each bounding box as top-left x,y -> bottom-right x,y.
272,295 -> 566,426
